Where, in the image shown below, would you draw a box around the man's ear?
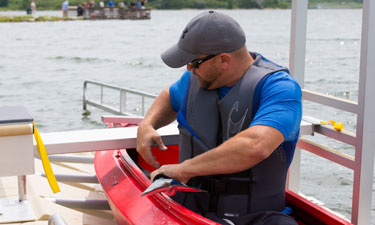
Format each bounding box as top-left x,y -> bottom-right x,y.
218,53 -> 231,69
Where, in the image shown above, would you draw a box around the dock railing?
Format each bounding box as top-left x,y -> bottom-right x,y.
83,80 -> 157,116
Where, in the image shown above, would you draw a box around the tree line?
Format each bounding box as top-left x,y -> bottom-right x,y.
0,0 -> 363,10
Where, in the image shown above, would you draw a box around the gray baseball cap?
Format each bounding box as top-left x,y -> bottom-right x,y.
161,11 -> 246,68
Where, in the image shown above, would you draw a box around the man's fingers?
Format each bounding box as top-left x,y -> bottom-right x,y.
150,170 -> 159,182
153,135 -> 168,151
140,146 -> 160,169
136,127 -> 164,168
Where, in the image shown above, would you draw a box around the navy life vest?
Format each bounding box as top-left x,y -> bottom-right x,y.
174,52 -> 290,217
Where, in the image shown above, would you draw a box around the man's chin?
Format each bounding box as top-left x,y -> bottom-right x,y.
198,80 -> 211,89
195,73 -> 214,89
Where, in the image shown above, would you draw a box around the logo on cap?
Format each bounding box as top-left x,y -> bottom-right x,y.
181,28 -> 188,39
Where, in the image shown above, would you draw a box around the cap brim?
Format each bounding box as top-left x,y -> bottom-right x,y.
161,43 -> 199,68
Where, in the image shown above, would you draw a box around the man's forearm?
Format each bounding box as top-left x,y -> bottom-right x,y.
141,87 -> 177,129
178,125 -> 284,180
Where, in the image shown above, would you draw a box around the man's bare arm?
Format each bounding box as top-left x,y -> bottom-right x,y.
137,87 -> 178,168
151,125 -> 284,183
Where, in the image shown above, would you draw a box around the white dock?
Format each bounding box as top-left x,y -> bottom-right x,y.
0,156 -> 116,225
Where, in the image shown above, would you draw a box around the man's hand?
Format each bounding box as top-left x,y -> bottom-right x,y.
136,122 -> 167,169
150,164 -> 191,184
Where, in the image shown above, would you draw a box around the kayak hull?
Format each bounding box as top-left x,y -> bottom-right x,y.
94,147 -> 352,225
94,148 -> 219,225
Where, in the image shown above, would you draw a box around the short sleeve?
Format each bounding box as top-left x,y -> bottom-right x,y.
169,70 -> 190,112
250,71 -> 302,141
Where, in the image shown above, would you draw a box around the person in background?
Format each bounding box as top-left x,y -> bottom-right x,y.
77,4 -> 84,17
89,0 -> 96,8
118,1 -> 125,8
30,0 -> 37,17
136,11 -> 301,225
82,1 -> 88,16
62,0 -> 69,17
129,2 -> 136,9
135,0 -> 141,9
99,0 -> 104,8
83,1 -> 90,8
108,0 -> 115,7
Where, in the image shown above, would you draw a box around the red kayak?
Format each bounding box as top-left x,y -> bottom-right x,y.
94,145 -> 352,225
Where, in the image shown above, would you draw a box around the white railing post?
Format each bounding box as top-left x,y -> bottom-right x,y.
287,0 -> 308,193
352,0 -> 375,224
18,175 -> 27,201
142,96 -> 145,116
83,81 -> 88,110
120,90 -> 127,114
100,85 -> 104,104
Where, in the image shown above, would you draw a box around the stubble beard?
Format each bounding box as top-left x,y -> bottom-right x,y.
197,76 -> 210,89
194,66 -> 220,90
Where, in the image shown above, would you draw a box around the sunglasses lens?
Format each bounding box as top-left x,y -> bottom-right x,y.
189,55 -> 217,69
189,61 -> 199,69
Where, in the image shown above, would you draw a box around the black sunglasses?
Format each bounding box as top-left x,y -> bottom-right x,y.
188,54 -> 218,69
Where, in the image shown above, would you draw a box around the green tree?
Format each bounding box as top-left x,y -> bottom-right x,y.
264,0 -> 279,8
0,0 -> 8,7
227,0 -> 234,9
236,0 -> 259,8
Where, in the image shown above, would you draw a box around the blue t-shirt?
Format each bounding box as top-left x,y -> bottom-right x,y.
169,69 -> 302,169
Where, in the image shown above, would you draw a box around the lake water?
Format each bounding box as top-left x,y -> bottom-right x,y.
0,9 -> 372,222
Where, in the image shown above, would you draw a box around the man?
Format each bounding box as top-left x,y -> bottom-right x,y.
77,4 -> 84,17
62,0 -> 69,17
137,11 -> 302,225
108,0 -> 115,7
90,0 -> 96,8
30,0 -> 36,17
99,0 -> 105,8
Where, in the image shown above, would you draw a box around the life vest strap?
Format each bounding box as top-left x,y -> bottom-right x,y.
201,178 -> 251,195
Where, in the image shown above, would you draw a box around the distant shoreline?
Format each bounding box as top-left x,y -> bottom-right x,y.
0,6 -> 363,12
0,2 -> 364,11
0,15 -> 81,22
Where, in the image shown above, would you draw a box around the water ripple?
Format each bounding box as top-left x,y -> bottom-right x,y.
49,56 -> 115,63
308,37 -> 360,42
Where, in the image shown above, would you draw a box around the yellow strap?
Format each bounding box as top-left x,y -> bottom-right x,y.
33,122 -> 60,193
320,120 -> 344,131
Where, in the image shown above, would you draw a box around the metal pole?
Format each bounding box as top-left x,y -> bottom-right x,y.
101,85 -> 104,104
120,90 -> 126,113
47,198 -> 110,210
289,0 -> 308,86
43,155 -> 94,164
352,0 -> 375,224
83,81 -> 87,110
287,0 -> 308,193
41,174 -> 98,183
48,214 -> 68,225
18,175 -> 27,201
142,96 -> 145,116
